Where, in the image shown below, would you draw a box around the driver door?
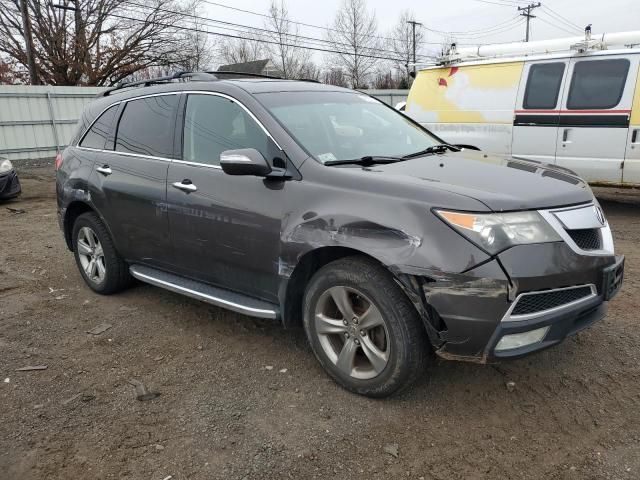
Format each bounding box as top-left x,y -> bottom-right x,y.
167,93 -> 285,302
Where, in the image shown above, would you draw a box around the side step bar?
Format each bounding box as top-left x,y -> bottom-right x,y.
129,264 -> 279,319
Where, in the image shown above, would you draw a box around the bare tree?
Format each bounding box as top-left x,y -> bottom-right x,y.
322,67 -> 348,87
0,0 -> 201,86
387,10 -> 424,87
176,3 -> 214,71
218,35 -> 264,65
325,0 -> 380,88
298,61 -> 320,81
0,57 -> 21,84
262,0 -> 303,78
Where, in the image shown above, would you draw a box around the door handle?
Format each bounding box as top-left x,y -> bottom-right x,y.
96,165 -> 112,176
172,180 -> 197,193
562,128 -> 572,143
632,129 -> 639,144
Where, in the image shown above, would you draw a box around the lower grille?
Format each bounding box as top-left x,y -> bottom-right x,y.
567,228 -> 602,250
512,286 -> 594,315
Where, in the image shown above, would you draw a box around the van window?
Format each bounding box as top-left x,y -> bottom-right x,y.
523,63 -> 565,110
115,95 -> 178,158
182,94 -> 270,166
79,105 -> 118,150
567,59 -> 630,110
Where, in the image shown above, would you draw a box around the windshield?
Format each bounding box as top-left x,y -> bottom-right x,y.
257,91 -> 440,163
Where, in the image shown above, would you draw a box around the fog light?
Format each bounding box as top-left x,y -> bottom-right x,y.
495,326 -> 549,352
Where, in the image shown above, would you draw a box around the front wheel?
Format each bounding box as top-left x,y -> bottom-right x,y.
303,256 -> 429,397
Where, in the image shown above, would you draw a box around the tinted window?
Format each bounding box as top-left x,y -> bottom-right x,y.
79,105 -> 118,149
183,94 -> 271,166
567,59 -> 630,110
115,95 -> 178,157
523,63 -> 565,110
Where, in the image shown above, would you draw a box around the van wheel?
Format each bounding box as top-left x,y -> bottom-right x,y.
72,212 -> 131,294
303,256 -> 429,397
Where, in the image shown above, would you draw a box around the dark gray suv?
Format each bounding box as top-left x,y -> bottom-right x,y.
56,72 -> 624,397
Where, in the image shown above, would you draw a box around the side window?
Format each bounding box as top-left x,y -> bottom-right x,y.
523,63 -> 565,110
567,59 -> 630,110
183,94 -> 271,166
79,105 -> 118,150
115,95 -> 179,158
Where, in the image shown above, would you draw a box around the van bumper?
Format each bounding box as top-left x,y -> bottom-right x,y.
397,242 -> 623,362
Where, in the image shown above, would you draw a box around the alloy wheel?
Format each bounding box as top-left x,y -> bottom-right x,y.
77,226 -> 106,284
314,286 -> 390,380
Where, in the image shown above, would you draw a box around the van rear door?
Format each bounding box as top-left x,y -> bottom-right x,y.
623,64 -> 640,185
512,60 -> 568,163
554,54 -> 638,184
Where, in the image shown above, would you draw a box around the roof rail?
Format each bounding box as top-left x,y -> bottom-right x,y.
209,70 -> 282,80
101,71 -> 217,97
211,71 -> 321,83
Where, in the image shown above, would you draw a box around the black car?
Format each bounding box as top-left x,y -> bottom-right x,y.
0,158 -> 21,200
56,72 -> 624,397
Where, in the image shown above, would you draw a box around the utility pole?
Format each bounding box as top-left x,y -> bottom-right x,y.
518,2 -> 541,42
407,20 -> 422,76
19,0 -> 38,84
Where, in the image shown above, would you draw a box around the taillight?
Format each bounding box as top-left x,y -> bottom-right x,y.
55,152 -> 63,171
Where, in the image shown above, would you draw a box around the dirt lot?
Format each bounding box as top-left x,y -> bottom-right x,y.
1,165 -> 639,480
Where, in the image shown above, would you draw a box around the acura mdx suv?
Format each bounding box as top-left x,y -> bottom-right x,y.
56,72 -> 624,397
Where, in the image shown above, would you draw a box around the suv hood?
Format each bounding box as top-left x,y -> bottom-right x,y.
362,150 -> 593,211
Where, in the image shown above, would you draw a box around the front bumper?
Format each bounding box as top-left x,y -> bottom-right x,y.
0,170 -> 21,199
401,242 -> 623,363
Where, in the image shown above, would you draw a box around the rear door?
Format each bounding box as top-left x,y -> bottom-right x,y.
555,55 -> 638,183
512,60 -> 568,163
89,93 -> 179,267
623,62 -> 640,185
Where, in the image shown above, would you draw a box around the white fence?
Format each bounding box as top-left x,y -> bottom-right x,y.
0,86 -> 408,161
0,86 -> 105,161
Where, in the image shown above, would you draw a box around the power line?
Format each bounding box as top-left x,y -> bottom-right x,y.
541,5 -> 583,32
121,0 -> 428,59
103,10 -> 419,63
536,13 -> 583,36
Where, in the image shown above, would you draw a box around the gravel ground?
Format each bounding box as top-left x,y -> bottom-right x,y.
1,166 -> 639,480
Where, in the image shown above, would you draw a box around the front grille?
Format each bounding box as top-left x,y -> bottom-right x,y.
567,228 -> 602,250
512,286 -> 593,315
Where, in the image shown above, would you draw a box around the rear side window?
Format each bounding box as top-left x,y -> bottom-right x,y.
182,94 -> 271,166
567,59 -> 630,110
79,105 -> 118,149
523,63 -> 565,110
115,95 -> 179,157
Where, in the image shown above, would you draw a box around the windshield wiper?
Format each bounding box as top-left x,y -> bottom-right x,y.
402,144 -> 461,159
324,155 -> 403,166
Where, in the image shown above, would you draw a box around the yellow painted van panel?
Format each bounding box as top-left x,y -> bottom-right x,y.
631,65 -> 640,126
406,62 -> 524,124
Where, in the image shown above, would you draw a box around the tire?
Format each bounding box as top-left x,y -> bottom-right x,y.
72,212 -> 131,294
303,256 -> 429,397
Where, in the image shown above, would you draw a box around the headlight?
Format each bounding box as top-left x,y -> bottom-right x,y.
435,209 -> 561,254
0,159 -> 12,174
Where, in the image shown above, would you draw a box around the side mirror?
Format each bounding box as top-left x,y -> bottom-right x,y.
220,148 -> 272,177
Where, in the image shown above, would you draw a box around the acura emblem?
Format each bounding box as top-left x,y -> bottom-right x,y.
594,205 -> 606,226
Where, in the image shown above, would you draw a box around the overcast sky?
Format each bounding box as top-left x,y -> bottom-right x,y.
203,0 -> 640,64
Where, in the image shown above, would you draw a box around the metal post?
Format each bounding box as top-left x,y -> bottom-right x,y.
407,20 -> 422,77
518,2 -> 541,42
46,92 -> 61,154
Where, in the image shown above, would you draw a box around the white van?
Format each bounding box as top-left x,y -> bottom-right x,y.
405,31 -> 640,186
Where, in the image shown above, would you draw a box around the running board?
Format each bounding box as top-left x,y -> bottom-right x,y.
129,265 -> 279,319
